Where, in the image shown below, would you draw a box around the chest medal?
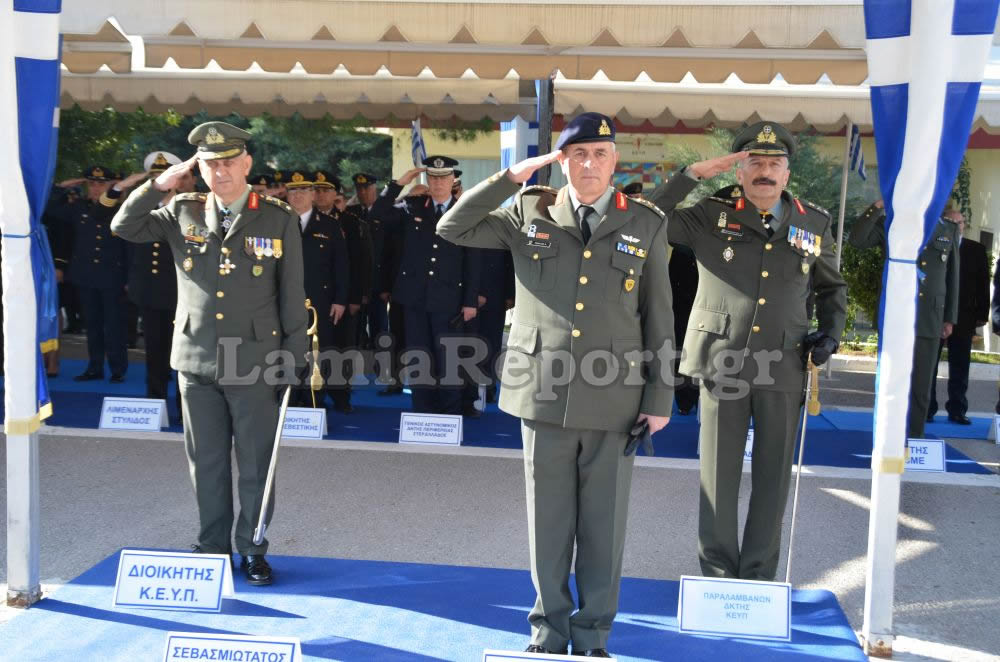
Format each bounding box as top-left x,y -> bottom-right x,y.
182,257 -> 193,272
624,278 -> 635,292
723,246 -> 734,263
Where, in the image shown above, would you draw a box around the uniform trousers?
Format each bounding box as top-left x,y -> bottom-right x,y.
404,305 -> 461,414
329,313 -> 358,407
78,286 -> 128,376
907,335 -> 942,438
179,373 -> 278,556
929,334 -> 974,419
522,419 -> 634,652
698,381 -> 802,581
141,306 -> 175,401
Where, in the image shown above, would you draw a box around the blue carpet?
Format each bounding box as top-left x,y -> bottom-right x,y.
0,549 -> 867,662
1,359 -> 989,474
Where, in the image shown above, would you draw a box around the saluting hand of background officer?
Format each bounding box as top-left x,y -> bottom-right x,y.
397,166 -> 427,186
116,171 -> 151,190
685,151 -> 749,179
153,155 -> 199,192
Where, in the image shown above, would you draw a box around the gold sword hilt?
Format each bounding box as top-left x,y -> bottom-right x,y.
304,299 -> 323,408
807,359 -> 822,416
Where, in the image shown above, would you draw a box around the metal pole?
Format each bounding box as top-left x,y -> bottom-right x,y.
535,74 -> 555,186
784,360 -> 818,584
253,385 -> 293,546
835,121 -> 852,273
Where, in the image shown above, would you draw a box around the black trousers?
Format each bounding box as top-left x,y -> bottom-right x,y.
141,306 -> 175,402
78,286 -> 127,377
929,334 -> 973,417
329,312 -> 358,406
404,305 -> 461,414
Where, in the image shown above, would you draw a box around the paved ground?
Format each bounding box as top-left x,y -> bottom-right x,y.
3,359 -> 1000,660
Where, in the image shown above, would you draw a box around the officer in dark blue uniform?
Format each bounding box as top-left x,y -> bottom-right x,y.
250,173 -> 273,197
372,155 -> 481,415
348,173 -> 386,351
113,152 -> 189,408
285,170 -> 351,408
55,165 -> 130,382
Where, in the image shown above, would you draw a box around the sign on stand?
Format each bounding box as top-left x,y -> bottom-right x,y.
282,407 -> 327,440
399,413 -> 463,445
100,398 -> 168,431
164,633 -> 301,662
113,549 -> 234,612
678,575 -> 792,641
905,439 -> 946,473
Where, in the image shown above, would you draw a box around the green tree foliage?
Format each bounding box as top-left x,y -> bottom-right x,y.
667,127 -> 877,329
950,156 -> 972,221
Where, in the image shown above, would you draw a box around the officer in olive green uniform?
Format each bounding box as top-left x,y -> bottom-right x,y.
439,113 -> 696,657
849,202 -> 959,438
111,122 -> 308,586
652,122 -> 848,581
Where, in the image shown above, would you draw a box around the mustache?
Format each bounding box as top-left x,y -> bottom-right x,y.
752,177 -> 778,186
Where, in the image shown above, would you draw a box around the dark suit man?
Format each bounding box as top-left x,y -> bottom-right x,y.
929,210 -> 989,424
850,202 -> 960,437
373,155 -> 480,416
668,242 -> 700,414
653,122 -> 848,582
286,171 -> 351,409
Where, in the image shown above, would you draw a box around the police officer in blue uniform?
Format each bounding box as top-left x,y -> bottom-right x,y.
55,165 -> 130,382
372,155 -> 481,415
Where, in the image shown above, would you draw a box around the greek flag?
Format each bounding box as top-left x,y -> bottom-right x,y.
411,118 -> 427,166
864,0 -> 998,470
849,124 -> 867,181
1,0 -> 62,430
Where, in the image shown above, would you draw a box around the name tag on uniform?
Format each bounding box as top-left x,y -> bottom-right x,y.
527,239 -> 551,248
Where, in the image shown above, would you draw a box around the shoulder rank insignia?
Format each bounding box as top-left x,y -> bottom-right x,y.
801,199 -> 831,218
632,196 -> 665,218
176,192 -> 207,203
707,196 -> 738,208
263,195 -> 293,213
521,185 -> 559,196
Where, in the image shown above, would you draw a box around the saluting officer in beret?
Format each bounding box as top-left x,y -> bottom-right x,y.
849,200 -> 959,437
651,121 -> 847,581
439,112 -> 737,656
111,122 -> 308,586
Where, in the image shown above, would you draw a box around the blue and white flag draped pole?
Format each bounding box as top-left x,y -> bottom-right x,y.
1,0 -> 62,607
849,124 -> 867,181
861,0 -> 998,653
410,118 -> 428,167
500,116 -> 539,205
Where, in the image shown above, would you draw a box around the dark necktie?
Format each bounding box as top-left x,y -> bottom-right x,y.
578,205 -> 594,244
436,203 -> 445,218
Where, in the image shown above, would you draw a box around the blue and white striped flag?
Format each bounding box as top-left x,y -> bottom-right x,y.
1,0 -> 63,429
411,118 -> 427,166
849,124 -> 867,181
863,0 -> 998,470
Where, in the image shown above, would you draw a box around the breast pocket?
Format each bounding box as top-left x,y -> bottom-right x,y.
516,241 -> 560,291
605,250 -> 646,305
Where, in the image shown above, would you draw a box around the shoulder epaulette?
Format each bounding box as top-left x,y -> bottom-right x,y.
802,199 -> 831,218
263,195 -> 293,213
520,185 -> 559,197
707,196 -> 738,208
175,193 -> 207,203
631,196 -> 665,218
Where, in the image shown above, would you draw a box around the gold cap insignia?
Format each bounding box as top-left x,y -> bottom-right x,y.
316,172 -> 326,183
357,175 -> 367,184
292,172 -> 305,183
731,187 -> 742,198
153,153 -> 168,167
757,125 -> 776,144
93,167 -> 104,178
599,119 -> 612,136
433,158 -> 445,169
206,127 -> 225,145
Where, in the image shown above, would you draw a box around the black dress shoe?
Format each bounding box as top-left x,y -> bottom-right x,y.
377,385 -> 403,396
73,371 -> 103,382
525,644 -> 568,655
948,413 -> 972,425
240,555 -> 273,585
574,649 -> 612,658
110,374 -> 126,384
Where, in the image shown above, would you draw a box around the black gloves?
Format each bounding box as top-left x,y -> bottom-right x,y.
624,420 -> 654,457
802,331 -> 839,367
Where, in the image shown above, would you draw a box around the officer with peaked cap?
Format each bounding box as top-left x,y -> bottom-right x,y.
621,181 -> 643,198
111,121 -> 308,586
251,173 -> 274,197
285,169 -> 350,409
651,120 -> 847,581
373,155 -> 480,415
50,165 -> 130,383
438,111 -> 741,656
105,152 -> 190,417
